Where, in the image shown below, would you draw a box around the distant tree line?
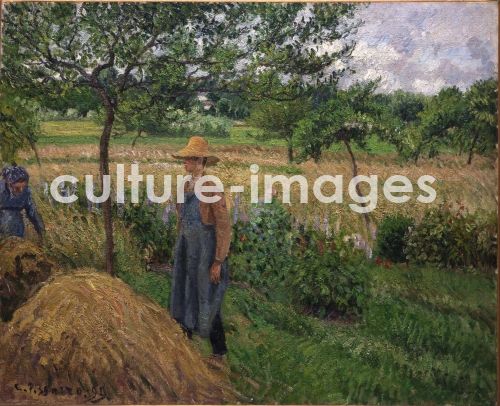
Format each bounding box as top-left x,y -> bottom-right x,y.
248,77 -> 497,166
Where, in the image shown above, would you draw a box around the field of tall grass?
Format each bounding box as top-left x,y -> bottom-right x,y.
20,119 -> 498,241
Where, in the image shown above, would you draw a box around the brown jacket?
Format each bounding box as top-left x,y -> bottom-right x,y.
175,176 -> 232,263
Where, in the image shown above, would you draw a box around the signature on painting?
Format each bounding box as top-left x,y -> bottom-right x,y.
14,382 -> 109,403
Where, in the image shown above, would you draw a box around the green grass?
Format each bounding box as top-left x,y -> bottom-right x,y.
39,120 -> 281,147
118,262 -> 496,405
39,119 -> 472,159
328,135 -> 398,155
39,120 -> 397,152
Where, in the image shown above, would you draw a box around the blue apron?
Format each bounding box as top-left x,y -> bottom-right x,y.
170,191 -> 229,338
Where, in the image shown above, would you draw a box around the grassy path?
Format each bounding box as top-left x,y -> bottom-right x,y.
118,263 -> 496,405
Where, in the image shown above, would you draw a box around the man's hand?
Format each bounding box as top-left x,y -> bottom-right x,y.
210,262 -> 222,284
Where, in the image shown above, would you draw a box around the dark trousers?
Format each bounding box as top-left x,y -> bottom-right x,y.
209,312 -> 228,355
177,312 -> 227,355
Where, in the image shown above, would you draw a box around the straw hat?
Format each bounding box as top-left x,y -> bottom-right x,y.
171,136 -> 220,166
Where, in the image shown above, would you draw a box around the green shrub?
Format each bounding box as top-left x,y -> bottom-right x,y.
374,214 -> 414,263
145,109 -> 232,138
285,251 -> 367,318
405,202 -> 497,272
230,198 -> 366,315
119,199 -> 177,265
292,222 -> 362,262
229,198 -> 295,297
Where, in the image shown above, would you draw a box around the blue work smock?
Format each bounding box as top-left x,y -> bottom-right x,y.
170,190 -> 229,338
0,180 -> 44,238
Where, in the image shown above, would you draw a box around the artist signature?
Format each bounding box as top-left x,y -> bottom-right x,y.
14,382 -> 109,403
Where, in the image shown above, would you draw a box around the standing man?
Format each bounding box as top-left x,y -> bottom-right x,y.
0,165 -> 45,241
170,136 -> 231,358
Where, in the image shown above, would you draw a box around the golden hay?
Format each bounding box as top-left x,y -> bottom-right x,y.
0,269 -> 238,404
0,237 -> 53,322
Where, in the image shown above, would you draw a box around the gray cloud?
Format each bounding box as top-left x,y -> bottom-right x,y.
338,2 -> 498,94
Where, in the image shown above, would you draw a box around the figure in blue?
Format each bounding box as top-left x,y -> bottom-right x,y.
170,136 -> 232,359
0,165 -> 45,241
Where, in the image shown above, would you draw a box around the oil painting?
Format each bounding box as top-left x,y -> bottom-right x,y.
0,1 -> 497,404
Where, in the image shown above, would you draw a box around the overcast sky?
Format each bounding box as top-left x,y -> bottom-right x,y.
337,2 -> 498,94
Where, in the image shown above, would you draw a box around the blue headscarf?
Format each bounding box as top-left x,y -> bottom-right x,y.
1,165 -> 30,184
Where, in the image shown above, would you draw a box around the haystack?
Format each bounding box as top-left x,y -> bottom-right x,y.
0,237 -> 53,321
0,269 -> 238,404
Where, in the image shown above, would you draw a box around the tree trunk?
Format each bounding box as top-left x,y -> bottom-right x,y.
458,141 -> 464,156
343,138 -> 373,243
100,106 -> 115,276
413,149 -> 420,165
467,133 -> 480,165
287,137 -> 294,163
131,128 -> 143,148
27,138 -> 42,167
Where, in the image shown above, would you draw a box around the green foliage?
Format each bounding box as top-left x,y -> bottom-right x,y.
417,86 -> 468,159
462,77 -> 498,162
39,87 -> 100,119
146,110 -> 233,138
284,224 -> 366,318
295,80 -> 385,163
248,97 -> 311,162
233,3 -> 359,103
0,84 -> 40,163
405,203 -> 497,272
286,251 -> 367,318
378,79 -> 498,163
231,198 -> 366,317
248,99 -> 309,137
375,90 -> 428,160
108,100 -> 233,140
230,198 -> 295,297
4,2 -> 361,146
385,90 -> 426,124
119,198 -> 177,265
208,92 -> 250,119
374,214 -> 414,263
